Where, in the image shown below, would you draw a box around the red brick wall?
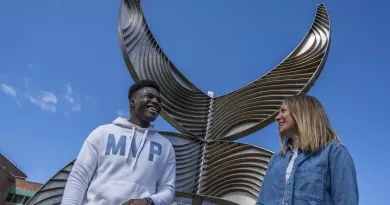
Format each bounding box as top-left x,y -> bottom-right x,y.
0,155 -> 26,179
0,154 -> 40,205
0,169 -> 14,205
0,177 -> 42,205
14,179 -> 41,192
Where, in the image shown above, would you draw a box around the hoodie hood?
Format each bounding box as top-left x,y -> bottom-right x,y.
112,117 -> 158,132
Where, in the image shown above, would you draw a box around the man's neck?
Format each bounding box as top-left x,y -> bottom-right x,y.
129,117 -> 150,128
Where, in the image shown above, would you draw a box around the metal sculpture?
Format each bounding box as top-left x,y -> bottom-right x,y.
27,1 -> 330,204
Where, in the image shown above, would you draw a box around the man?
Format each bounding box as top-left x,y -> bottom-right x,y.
61,80 -> 176,205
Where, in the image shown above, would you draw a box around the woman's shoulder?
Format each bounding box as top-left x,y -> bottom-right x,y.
325,141 -> 350,152
326,141 -> 344,149
323,141 -> 354,160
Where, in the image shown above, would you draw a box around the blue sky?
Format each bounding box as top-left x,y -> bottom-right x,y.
0,0 -> 388,204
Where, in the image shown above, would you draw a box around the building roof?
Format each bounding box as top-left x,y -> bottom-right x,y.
0,153 -> 27,179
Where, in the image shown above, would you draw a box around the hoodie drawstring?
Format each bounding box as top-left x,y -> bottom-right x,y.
126,126 -> 136,162
130,129 -> 148,170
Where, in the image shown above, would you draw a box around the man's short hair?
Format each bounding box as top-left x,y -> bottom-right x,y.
128,80 -> 160,100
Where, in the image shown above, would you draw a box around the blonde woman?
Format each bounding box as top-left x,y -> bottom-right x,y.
256,95 -> 358,205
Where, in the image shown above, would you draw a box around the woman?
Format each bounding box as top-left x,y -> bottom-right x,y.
256,95 -> 358,205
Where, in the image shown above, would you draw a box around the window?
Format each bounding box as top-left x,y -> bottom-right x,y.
4,193 -> 14,202
11,194 -> 24,204
4,192 -> 32,204
22,196 -> 31,204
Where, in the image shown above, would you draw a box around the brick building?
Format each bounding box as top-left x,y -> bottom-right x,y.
0,153 -> 41,205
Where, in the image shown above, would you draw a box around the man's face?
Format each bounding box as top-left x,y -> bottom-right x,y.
131,87 -> 162,123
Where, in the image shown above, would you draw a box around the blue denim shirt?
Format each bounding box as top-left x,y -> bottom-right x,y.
256,142 -> 358,205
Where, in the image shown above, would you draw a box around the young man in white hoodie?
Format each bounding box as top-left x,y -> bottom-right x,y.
61,80 -> 176,205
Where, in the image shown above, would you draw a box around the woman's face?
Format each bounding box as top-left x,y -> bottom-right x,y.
275,102 -> 297,137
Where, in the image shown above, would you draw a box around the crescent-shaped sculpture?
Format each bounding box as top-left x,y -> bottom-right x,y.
118,0 -> 330,141
27,1 -> 330,205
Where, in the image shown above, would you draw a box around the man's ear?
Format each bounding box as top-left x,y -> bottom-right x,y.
130,98 -> 135,107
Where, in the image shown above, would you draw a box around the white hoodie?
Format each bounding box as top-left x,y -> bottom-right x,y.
61,117 -> 176,205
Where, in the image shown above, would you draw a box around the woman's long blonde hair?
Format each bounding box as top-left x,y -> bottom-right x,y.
279,95 -> 340,155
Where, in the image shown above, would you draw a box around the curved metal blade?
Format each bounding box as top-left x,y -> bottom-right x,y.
118,0 -> 211,138
118,1 -> 331,141
209,4 -> 331,140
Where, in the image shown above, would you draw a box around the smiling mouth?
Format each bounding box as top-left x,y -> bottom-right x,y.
278,122 -> 284,127
147,105 -> 158,113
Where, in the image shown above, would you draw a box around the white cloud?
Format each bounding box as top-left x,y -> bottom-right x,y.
62,81 -> 92,115
1,83 -> 22,107
0,83 -> 17,97
1,78 -> 94,114
41,91 -> 57,104
64,95 -> 74,104
27,64 -> 35,69
24,91 -> 57,113
116,109 -> 126,117
72,104 -> 81,112
60,80 -> 95,116
64,81 -> 75,104
65,82 -> 72,95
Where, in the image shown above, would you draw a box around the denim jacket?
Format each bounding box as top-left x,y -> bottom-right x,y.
256,142 -> 358,205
